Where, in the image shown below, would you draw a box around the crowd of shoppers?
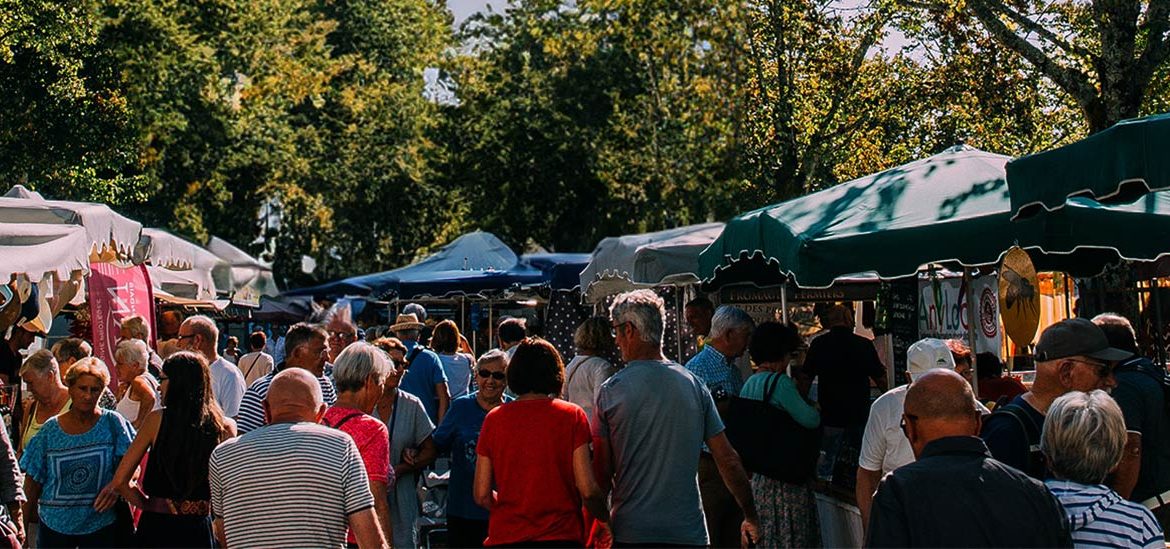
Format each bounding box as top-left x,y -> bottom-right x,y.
2,295 -> 1169,549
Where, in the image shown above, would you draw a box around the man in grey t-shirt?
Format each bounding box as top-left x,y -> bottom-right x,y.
594,290 -> 760,546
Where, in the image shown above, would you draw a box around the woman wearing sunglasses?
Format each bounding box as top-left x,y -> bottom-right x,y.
432,349 -> 511,548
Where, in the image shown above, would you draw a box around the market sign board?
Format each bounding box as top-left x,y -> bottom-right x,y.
918,275 -> 1001,354
88,262 -> 155,387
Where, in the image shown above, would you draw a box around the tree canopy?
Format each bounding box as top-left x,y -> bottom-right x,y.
1,0 -> 1166,287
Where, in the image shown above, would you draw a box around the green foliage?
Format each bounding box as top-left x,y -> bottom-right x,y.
2,0 -> 1161,289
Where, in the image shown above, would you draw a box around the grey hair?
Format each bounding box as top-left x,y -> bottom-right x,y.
331,342 -> 392,393
477,349 -> 509,369
184,315 -> 219,343
609,289 -> 665,345
120,315 -> 151,341
709,306 -> 755,340
114,339 -> 150,369
1041,390 -> 1127,484
20,349 -> 58,378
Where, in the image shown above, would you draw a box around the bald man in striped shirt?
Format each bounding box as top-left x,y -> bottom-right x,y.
210,369 -> 385,548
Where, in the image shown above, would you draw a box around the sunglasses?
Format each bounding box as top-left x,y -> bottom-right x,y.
478,370 -> 506,381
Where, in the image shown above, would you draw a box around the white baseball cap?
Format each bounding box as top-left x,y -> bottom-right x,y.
907,338 -> 956,380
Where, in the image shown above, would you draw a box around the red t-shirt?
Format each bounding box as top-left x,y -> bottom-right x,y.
476,398 -> 591,546
978,375 -> 1028,404
323,406 -> 391,545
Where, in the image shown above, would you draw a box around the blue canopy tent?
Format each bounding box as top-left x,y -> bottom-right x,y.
284,231 -> 523,298
392,267 -> 547,300
521,253 -> 592,290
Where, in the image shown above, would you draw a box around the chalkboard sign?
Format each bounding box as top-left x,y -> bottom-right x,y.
875,278 -> 918,385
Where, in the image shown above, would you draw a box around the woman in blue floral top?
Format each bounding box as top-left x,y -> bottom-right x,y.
20,357 -> 135,547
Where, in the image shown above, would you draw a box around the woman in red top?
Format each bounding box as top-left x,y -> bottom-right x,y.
322,342 -> 395,545
474,338 -> 609,546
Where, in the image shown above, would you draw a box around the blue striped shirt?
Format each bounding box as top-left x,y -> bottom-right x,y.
1046,480 -> 1164,548
236,367 -> 338,434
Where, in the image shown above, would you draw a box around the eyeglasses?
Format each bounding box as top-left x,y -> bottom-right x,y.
328,331 -> 355,341
478,370 -> 506,381
177,334 -> 197,341
1068,358 -> 1112,378
611,321 -> 632,337
899,414 -> 918,436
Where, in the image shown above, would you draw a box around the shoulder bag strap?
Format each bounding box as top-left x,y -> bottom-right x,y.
324,411 -> 366,431
762,372 -> 783,403
387,389 -> 402,449
240,354 -> 262,380
565,356 -> 591,392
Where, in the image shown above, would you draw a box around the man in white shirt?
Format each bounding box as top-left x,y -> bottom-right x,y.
237,331 -> 275,387
855,337 -> 989,529
178,315 -> 246,417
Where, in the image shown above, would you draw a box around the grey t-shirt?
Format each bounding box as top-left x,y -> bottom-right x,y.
385,389 -> 435,549
594,359 -> 724,545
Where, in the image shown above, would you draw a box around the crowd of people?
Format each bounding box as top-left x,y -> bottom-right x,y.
0,290 -> 1166,548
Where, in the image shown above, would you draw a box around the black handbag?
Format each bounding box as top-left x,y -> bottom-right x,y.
724,373 -> 822,483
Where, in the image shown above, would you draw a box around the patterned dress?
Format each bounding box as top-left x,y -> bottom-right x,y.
751,475 -> 822,548
739,372 -> 822,547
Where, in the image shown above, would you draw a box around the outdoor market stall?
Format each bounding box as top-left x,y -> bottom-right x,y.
699,144 -> 1170,547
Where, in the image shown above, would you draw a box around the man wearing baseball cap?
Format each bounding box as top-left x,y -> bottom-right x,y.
855,338 -> 990,528
980,318 -> 1131,479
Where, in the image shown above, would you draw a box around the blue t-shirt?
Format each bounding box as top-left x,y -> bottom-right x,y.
399,341 -> 449,422
432,392 -> 513,520
20,411 -> 135,535
438,353 -> 474,400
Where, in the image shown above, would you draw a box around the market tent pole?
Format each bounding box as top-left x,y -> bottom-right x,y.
964,267 -> 981,398
781,281 -> 789,323
676,290 -> 684,363
1154,282 -> 1166,367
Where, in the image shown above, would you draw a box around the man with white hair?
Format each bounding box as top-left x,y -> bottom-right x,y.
209,368 -> 385,548
684,304 -> 755,548
855,338 -> 990,529
594,289 -> 760,547
685,305 -> 755,402
867,369 -> 1071,546
177,315 -> 246,417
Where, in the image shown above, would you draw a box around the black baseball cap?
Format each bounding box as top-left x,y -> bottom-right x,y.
1034,318 -> 1133,362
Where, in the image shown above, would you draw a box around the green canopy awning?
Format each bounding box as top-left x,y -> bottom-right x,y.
699,146 -> 1170,289
1008,112 -> 1170,220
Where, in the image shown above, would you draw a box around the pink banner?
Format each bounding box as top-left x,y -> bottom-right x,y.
88,263 -> 155,388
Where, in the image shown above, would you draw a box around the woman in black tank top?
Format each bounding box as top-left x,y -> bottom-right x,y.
109,352 -> 237,547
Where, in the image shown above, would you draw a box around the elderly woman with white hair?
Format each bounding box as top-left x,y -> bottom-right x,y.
1043,390 -> 1164,548
322,342 -> 395,544
113,339 -> 160,429
120,314 -> 163,377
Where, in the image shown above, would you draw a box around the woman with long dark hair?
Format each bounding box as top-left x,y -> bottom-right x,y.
110,351 -> 237,547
